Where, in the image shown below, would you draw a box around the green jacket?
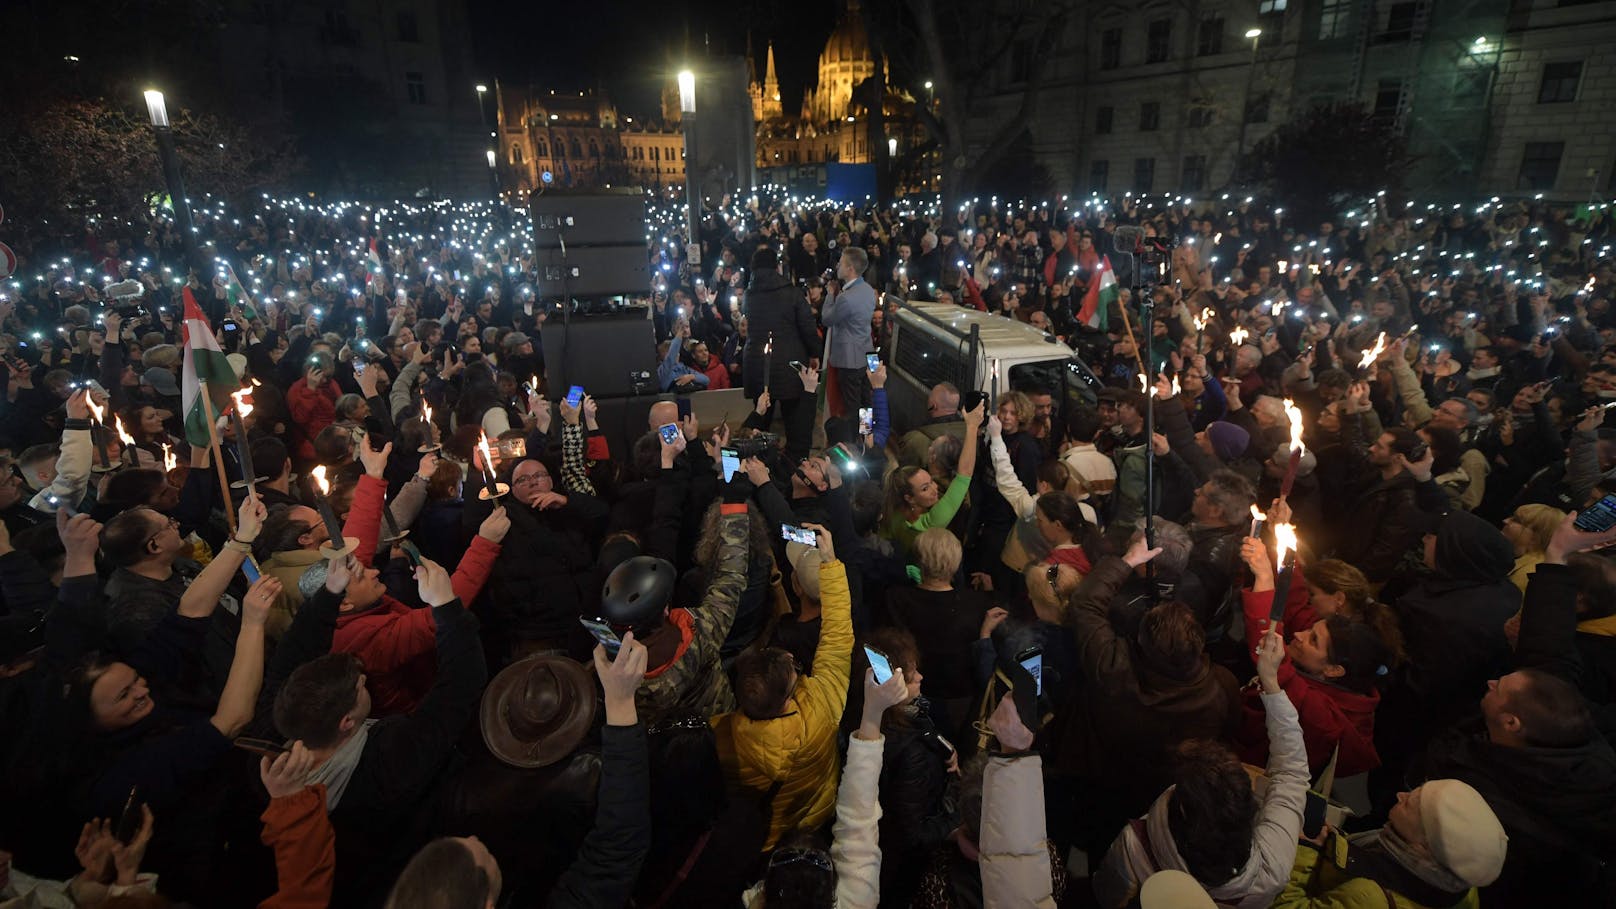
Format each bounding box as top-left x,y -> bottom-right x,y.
1274,833 -> 1479,909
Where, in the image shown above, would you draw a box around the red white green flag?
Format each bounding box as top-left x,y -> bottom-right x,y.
1079,255 -> 1115,331
180,287 -> 239,448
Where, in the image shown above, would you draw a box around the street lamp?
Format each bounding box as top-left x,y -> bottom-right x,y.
485,148 -> 499,200
142,89 -> 198,272
474,83 -> 490,133
1235,28 -> 1263,181
677,69 -> 700,266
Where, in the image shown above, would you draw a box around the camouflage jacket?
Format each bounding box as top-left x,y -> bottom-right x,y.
636,507 -> 748,724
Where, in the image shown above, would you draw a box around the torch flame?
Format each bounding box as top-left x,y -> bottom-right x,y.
1283,398 -> 1306,456
1138,374 -> 1149,394
1229,327 -> 1250,346
477,430 -> 497,474
113,415 -> 136,447
1251,504 -> 1266,522
1272,522 -> 1298,568
231,387 -> 254,421
310,464 -> 329,495
85,396 -> 104,424
161,442 -> 177,472
1358,331 -> 1388,370
1170,374 -> 1182,396
421,402 -> 433,424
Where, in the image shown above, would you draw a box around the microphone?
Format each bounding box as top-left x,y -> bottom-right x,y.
1111,224 -> 1150,250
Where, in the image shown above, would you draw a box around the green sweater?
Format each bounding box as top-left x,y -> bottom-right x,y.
884,472 -> 972,556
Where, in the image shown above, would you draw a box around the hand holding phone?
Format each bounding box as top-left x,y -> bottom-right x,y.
864,645 -> 893,684
579,617 -> 623,657
658,423 -> 682,446
782,524 -> 818,546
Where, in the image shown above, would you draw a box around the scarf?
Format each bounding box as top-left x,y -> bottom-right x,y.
1466,365 -> 1500,381
1375,825 -> 1471,894
305,718 -> 377,810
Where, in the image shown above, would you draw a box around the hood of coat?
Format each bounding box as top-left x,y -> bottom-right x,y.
1428,725 -> 1616,847
1433,510 -> 1514,584
726,706 -> 809,782
748,269 -> 792,295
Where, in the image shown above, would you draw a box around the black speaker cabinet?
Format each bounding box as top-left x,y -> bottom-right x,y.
542,316 -> 658,399
533,245 -> 650,298
530,189 -> 647,249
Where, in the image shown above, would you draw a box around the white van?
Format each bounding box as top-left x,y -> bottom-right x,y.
884,297 -> 1103,435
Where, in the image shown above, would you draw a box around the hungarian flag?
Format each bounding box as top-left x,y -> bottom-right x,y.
1078,255 -> 1116,331
180,287 -> 239,448
221,263 -> 259,320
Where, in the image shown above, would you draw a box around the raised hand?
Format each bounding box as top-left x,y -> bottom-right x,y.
414,556 -> 455,607
359,440 -> 392,479
242,575 -> 282,628
478,505 -> 512,543
260,741 -> 316,800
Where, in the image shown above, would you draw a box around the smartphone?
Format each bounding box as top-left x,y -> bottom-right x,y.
233,736 -> 289,758
1407,439 -> 1429,462
858,407 -> 874,436
1017,646 -> 1044,697
658,422 -> 681,446
579,616 -> 622,657
497,437 -> 527,459
827,442 -> 863,472
721,447 -> 741,483
864,645 -> 893,684
1574,493 -> 1616,533
566,385 -> 584,408
962,390 -> 990,414
354,361 -> 366,377
676,397 -> 693,421
782,523 -> 818,546
114,787 -> 144,845
789,359 -> 807,372
398,539 -> 424,567
866,353 -> 880,372
241,557 -> 262,584
1303,790 -> 1329,840
44,491 -> 77,517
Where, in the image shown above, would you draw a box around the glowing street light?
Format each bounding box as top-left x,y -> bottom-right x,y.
1244,27 -> 1262,39
143,89 -> 169,128
677,69 -> 696,114
142,89 -> 197,269
677,69 -> 700,265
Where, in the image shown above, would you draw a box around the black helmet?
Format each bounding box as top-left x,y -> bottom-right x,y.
601,556 -> 676,637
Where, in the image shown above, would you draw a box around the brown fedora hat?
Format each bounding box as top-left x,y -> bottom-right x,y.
479,654 -> 597,768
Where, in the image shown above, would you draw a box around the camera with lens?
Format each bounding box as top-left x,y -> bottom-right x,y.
730,432 -> 779,459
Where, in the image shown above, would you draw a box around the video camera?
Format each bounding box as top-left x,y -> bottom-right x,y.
730,432 -> 779,460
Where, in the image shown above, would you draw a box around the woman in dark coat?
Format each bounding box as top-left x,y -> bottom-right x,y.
741,246 -> 820,464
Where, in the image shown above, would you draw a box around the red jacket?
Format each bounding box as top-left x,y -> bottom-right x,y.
258,785 -> 334,909
333,475 -> 500,715
1237,583 -> 1381,777
286,377 -> 339,463
698,358 -> 732,390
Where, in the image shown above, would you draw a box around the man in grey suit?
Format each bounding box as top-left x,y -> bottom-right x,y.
821,247 -> 877,443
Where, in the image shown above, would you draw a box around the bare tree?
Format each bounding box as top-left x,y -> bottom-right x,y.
888,0 -> 1074,213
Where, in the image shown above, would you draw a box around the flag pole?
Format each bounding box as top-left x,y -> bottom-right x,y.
198,380 -> 237,535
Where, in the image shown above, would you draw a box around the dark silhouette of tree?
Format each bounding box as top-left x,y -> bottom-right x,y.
1237,102 -> 1413,227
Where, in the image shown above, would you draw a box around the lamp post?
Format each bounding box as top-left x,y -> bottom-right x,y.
475,83 -> 488,128
143,90 -> 199,272
486,148 -> 500,200
1234,28 -> 1263,181
677,69 -> 700,267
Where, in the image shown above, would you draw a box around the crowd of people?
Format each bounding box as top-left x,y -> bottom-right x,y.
0,185 -> 1614,909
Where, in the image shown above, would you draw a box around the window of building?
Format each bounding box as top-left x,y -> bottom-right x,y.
633,146 -> 642,161
509,144 -> 523,165
1373,79 -> 1405,123
536,138 -> 547,157
1245,91 -> 1270,123
1100,28 -> 1122,70
395,10 -> 419,42
1318,0 -> 1351,39
650,146 -> 658,161
1518,141 -> 1564,190
588,140 -> 600,158
1096,105 -> 1114,134
405,71 -> 426,105
1539,61 -> 1582,103
1133,157 -> 1155,192
1259,0 -> 1288,12
1010,38 -> 1035,83
570,138 -> 582,157
1197,17 -> 1224,55
1187,102 -> 1214,128
1090,159 -> 1109,192
1139,101 -> 1160,131
1380,2 -> 1419,42
1182,155 -> 1207,192
1146,19 -> 1172,63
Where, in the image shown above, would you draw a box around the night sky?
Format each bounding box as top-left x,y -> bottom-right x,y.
468,0 -> 842,117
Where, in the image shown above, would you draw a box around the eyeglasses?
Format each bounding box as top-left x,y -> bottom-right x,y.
512,472 -> 552,486
145,513 -> 180,549
769,847 -> 834,873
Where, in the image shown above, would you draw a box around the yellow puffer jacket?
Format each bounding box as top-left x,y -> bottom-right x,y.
713,559 -> 853,850
1273,833 -> 1479,909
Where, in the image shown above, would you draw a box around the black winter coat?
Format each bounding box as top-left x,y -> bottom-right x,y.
741,271 -> 819,400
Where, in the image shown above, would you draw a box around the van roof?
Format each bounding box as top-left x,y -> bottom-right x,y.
896,301 -> 1073,362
